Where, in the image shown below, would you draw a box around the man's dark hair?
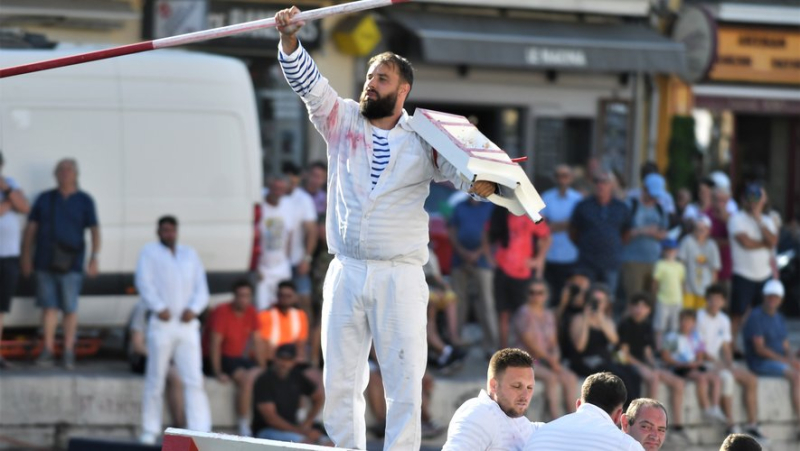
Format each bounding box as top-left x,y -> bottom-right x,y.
705,283 -> 727,300
281,161 -> 301,176
629,292 -> 654,309
157,215 -> 178,228
639,161 -> 659,181
308,160 -> 327,172
231,278 -> 253,293
581,372 -> 628,415
368,52 -> 414,90
488,348 -> 533,381
719,433 -> 762,451
277,280 -> 297,292
624,398 -> 668,427
679,308 -> 697,321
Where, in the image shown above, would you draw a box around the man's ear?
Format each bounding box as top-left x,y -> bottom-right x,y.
399,82 -> 411,98
611,406 -> 624,426
488,377 -> 498,395
575,398 -> 582,410
620,413 -> 631,432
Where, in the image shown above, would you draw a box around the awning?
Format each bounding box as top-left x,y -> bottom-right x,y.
386,11 -> 687,76
0,0 -> 139,29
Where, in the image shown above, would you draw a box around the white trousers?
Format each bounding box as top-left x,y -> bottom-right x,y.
142,318 -> 211,436
322,256 -> 428,450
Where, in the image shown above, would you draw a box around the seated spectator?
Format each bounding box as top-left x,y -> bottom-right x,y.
524,372 -> 644,450
621,398 -> 668,451
697,284 -> 766,440
207,279 -> 265,436
444,348 -> 544,450
719,433 -> 762,451
251,344 -> 328,444
127,300 -> 185,429
678,215 -> 721,310
424,248 -> 466,372
258,281 -> 309,362
661,309 -> 728,425
652,239 -> 685,348
742,280 -> 800,434
514,279 -> 577,420
617,293 -> 688,442
568,284 -> 642,404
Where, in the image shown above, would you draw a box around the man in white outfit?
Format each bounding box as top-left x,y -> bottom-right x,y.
525,372 -> 645,450
255,176 -> 293,310
136,216 -> 211,444
443,348 -> 544,450
274,7 -> 497,450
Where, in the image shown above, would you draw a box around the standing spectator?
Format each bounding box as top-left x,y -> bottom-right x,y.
304,161 -> 329,368
444,348 -> 544,450
660,309 -> 728,425
275,9 -> 498,449
617,293 -> 688,441
21,158 -> 100,369
302,161 -> 327,218
280,162 -> 318,325
567,284 -> 642,403
0,150 -> 30,369
569,168 -> 632,308
627,162 -> 676,217
652,239 -> 685,346
487,206 -> 551,349
678,215 -> 721,310
742,280 -> 800,433
621,398 -> 668,451
254,176 -> 292,311
697,284 -> 766,439
707,187 -> 734,294
251,344 -> 328,444
208,279 -> 265,436
541,165 -> 583,303
513,279 -> 577,420
524,372 -> 645,450
729,184 -> 778,350
449,197 -> 497,354
258,280 -> 309,362
135,215 -> 211,444
621,173 -> 670,315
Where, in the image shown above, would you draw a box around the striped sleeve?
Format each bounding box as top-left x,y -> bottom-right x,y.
278,42 -> 321,97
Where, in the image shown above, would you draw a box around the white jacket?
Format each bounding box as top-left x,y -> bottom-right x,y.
134,242 -> 209,319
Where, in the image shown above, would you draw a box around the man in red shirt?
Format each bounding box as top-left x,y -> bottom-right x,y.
208,279 -> 265,436
486,208 -> 552,349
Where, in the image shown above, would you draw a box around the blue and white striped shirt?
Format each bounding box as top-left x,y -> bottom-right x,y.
371,129 -> 390,189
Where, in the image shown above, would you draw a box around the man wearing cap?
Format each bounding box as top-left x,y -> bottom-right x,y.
728,183 -> 778,346
0,150 -> 31,369
620,172 -> 670,317
251,343 -> 328,444
742,280 -> 800,433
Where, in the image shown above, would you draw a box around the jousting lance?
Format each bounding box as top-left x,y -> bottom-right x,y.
0,0 -> 410,79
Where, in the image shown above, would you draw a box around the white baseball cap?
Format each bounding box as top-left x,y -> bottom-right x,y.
763,280 -> 785,298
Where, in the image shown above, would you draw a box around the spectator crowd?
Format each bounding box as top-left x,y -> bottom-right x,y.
1,148 -> 798,449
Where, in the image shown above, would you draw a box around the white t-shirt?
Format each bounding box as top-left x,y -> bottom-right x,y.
285,188 -> 317,266
0,176 -> 22,257
443,390 -> 544,451
728,211 -> 776,281
524,403 -> 644,451
696,309 -> 732,361
259,198 -> 293,269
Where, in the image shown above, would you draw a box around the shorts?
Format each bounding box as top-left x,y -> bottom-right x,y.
36,270 -> 83,314
683,293 -> 706,310
221,356 -> 256,377
493,269 -> 529,314
730,275 -> 768,316
429,288 -> 457,311
717,368 -> 735,397
292,265 -> 312,296
653,302 -> 680,333
672,365 -> 706,378
0,257 -> 20,313
748,359 -> 789,377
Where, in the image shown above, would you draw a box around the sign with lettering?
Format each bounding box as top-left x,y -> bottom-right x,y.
710,26 -> 800,85
525,47 -> 587,67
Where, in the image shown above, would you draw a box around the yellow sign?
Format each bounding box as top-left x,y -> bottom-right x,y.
334,14 -> 382,57
710,26 -> 800,85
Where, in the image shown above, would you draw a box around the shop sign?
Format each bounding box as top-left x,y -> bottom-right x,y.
710,26 -> 800,85
525,47 -> 587,67
206,2 -> 321,50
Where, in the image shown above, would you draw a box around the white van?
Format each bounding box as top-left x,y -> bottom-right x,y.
0,47 -> 262,329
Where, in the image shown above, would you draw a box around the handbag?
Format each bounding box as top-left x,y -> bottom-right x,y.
49,191 -> 80,273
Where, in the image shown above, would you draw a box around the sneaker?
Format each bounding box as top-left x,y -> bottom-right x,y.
437,347 -> 467,375
744,424 -> 769,444
139,432 -> 157,445
703,407 -> 727,424
726,424 -> 742,435
421,420 -> 446,439
63,350 -> 75,370
668,426 -> 691,444
36,349 -> 56,367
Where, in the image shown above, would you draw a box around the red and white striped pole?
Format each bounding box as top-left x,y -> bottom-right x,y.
0,0 -> 410,79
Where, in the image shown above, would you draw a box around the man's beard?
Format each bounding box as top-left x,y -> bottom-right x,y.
360,89 -> 397,120
497,394 -> 528,418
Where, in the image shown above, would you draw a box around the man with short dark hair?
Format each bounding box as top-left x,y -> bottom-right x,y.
135,215 -> 211,444
621,398 -> 668,450
258,280 -> 309,362
524,372 -> 645,450
719,433 -> 762,451
444,348 -> 543,450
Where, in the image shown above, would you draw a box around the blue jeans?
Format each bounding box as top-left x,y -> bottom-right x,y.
256,428 -> 306,443
36,271 -> 83,313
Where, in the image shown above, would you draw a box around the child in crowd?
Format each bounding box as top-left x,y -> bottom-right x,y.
653,239 -> 686,347
661,309 -> 729,426
678,215 -> 721,310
